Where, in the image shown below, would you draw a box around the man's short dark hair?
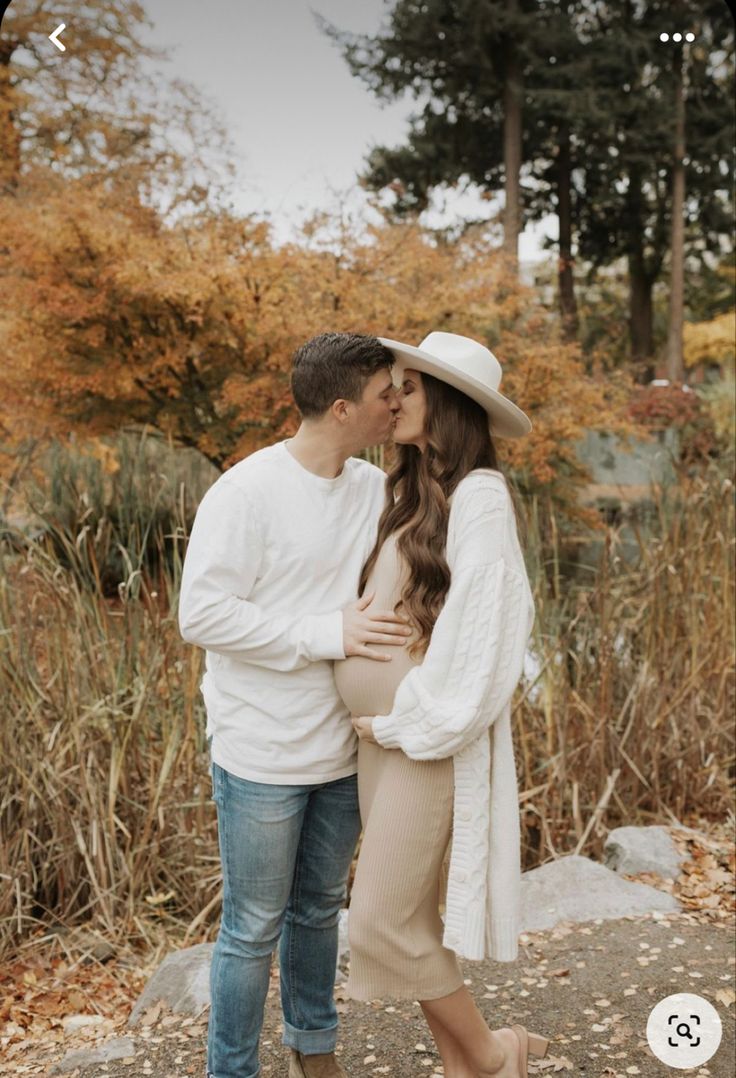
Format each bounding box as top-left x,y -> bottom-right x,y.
290,333 -> 395,418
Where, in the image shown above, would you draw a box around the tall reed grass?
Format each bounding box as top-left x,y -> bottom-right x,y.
0,433 -> 733,959
519,470 -> 734,859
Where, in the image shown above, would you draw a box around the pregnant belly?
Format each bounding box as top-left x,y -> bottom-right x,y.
334,644 -> 421,718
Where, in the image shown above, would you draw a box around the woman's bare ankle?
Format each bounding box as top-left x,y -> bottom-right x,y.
478,1028 -> 515,1076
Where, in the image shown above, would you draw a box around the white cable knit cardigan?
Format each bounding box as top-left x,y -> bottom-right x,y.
371,469 -> 535,963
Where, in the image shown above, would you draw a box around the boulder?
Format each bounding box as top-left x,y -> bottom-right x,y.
603,825 -> 685,880
128,942 -> 214,1026
130,917 -> 353,1019
519,853 -> 680,933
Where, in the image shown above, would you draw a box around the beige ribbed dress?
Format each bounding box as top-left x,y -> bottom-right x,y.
333,532 -> 465,1001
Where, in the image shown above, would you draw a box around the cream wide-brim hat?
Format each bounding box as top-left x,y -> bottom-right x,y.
379,331 -> 532,439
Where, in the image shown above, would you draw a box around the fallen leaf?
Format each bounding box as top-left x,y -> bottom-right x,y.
140,1001 -> 163,1027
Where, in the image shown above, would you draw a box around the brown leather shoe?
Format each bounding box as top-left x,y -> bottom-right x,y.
288,1049 -> 347,1078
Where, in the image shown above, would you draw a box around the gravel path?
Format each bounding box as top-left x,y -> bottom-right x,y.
41,909 -> 734,1078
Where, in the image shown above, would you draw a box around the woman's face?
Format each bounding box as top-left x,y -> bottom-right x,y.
393,368 -> 428,450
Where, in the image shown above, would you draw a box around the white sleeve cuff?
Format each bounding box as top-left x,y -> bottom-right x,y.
371,712 -> 405,749
300,610 -> 345,661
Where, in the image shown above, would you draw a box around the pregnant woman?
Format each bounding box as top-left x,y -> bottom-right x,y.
334,332 -> 550,1078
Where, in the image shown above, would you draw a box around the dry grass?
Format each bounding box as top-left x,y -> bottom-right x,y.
0,439 -> 733,961
518,467 -> 735,862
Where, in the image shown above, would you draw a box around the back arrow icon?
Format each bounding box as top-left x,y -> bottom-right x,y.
49,23 -> 66,51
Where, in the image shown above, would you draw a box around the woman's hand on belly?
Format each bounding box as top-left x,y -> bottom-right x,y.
351,715 -> 378,744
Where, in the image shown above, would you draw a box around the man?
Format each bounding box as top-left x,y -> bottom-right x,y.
178,332 -> 409,1078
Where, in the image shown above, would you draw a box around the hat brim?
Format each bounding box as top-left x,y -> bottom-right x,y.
379,337 -> 532,439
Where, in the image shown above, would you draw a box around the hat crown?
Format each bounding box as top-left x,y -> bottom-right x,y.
417,331 -> 502,392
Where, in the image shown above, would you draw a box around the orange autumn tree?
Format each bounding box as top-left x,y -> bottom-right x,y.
2,180 -> 309,471
0,0 -> 230,507
2,181 -> 632,519
1,2 -> 633,523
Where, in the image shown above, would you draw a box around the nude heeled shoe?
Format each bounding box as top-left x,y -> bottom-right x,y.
510,1024 -> 550,1074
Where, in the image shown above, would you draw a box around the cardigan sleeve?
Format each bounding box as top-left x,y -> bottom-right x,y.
371,475 -> 533,759
178,479 -> 344,671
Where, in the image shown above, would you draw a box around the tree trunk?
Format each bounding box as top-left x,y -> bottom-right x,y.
665,43 -> 686,383
629,251 -> 655,381
626,163 -> 656,379
502,42 -> 522,275
557,121 -> 578,340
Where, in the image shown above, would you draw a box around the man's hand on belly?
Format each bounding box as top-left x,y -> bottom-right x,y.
342,594 -> 412,661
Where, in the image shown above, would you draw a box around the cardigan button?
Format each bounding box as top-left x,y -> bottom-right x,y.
458,808 -> 472,821
455,869 -> 467,882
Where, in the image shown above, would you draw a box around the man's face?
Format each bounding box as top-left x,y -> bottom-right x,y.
348,368 -> 400,449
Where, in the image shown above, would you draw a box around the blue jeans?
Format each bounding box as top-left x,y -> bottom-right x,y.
206,762 -> 361,1078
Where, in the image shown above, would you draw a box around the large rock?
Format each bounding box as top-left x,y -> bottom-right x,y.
128,942 -> 214,1026
50,1037 -> 136,1074
603,825 -> 685,880
129,920 -> 353,1023
519,853 -> 680,933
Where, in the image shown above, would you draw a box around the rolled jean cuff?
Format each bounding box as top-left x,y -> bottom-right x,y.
207,1072 -> 259,1078
282,1019 -> 338,1054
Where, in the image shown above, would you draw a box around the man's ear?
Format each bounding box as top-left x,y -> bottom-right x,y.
331,398 -> 351,424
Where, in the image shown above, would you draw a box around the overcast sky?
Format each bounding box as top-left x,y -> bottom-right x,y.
141,0 -> 554,259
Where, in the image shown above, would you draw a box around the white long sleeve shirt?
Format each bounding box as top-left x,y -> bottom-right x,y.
178,440 -> 386,784
371,470 -> 536,962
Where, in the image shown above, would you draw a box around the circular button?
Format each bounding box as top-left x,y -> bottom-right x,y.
646,993 -> 723,1069
458,809 -> 472,821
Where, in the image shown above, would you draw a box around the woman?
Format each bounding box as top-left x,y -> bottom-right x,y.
333,332 -> 550,1078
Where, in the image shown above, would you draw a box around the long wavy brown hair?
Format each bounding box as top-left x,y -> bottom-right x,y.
359,372 -> 523,657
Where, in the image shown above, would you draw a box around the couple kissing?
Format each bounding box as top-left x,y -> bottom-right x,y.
179,330 -> 548,1078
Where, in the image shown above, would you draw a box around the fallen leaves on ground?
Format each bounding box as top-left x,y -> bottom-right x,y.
0,947 -> 147,1073
619,824 -> 736,920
